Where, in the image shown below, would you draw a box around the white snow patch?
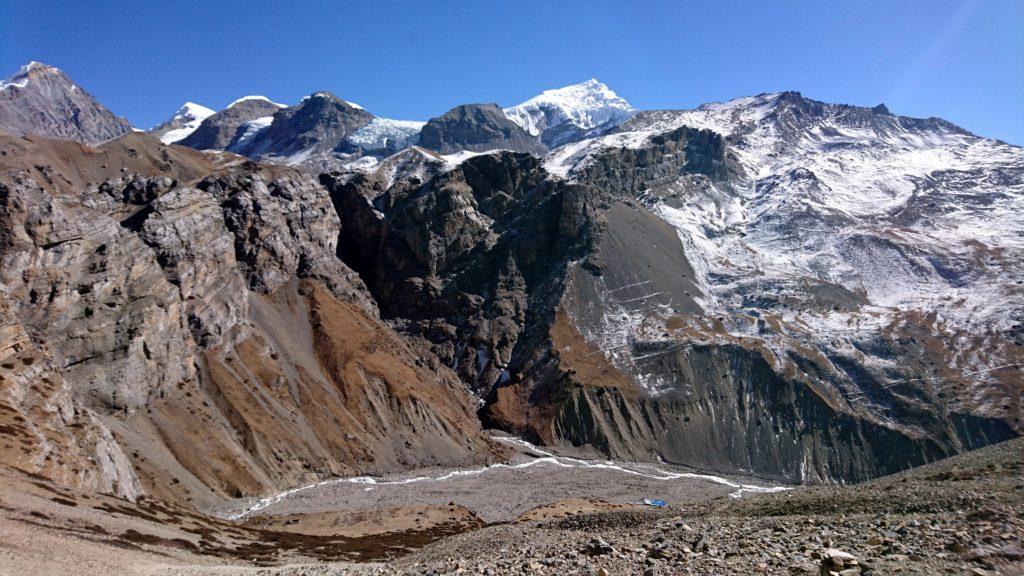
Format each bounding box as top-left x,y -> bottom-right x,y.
227,95 -> 286,109
231,116 -> 274,148
1,63 -> 40,90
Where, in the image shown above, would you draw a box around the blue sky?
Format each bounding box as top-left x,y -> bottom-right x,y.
3,0 -> 1022,143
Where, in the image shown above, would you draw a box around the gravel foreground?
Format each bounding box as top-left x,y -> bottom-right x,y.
360,438 -> 1023,576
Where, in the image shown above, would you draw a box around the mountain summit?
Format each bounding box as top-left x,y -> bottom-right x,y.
148,101 -> 215,144
504,78 -> 635,147
0,61 -> 133,145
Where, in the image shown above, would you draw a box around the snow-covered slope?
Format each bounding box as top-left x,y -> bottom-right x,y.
548,91 -> 1023,434
149,102 -> 215,144
505,79 -> 635,147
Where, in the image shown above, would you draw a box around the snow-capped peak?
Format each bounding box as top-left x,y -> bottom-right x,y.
504,78 -> 635,147
1,61 -> 62,90
174,102 -> 215,121
227,95 -> 287,109
153,101 -> 216,144
299,91 -> 364,110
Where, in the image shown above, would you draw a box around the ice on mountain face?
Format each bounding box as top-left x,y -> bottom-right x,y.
157,102 -> 215,144
348,117 -> 425,152
231,116 -> 274,148
505,79 -> 635,146
227,95 -> 287,109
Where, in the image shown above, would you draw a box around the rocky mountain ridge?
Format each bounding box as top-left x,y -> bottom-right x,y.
324,92 -> 1022,483
0,61 -> 1020,501
177,95 -> 286,151
142,76 -> 631,172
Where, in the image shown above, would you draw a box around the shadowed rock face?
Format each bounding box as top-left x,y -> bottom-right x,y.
0,133 -> 499,506
321,152 -> 593,395
0,62 -> 133,145
418,104 -> 548,156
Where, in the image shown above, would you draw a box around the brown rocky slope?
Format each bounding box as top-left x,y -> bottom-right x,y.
0,130 -> 500,506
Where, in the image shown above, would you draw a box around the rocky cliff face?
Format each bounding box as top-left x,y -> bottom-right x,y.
0,62 -> 133,145
0,132 -> 499,505
418,104 -> 547,156
0,288 -> 141,499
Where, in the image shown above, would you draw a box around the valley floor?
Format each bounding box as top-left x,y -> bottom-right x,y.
211,434 -> 787,523
0,438 -> 1021,576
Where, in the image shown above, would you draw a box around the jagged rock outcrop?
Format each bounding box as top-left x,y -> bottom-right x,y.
0,62 -> 133,145
135,185 -> 250,347
322,151 -> 593,393
178,96 -> 284,151
418,104 -> 547,156
0,172 -> 196,412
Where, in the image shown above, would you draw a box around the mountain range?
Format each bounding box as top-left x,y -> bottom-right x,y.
0,61 -> 1020,510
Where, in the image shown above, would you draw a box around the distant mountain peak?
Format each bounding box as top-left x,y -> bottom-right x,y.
180,101 -> 214,114
419,102 -> 547,156
149,101 -> 216,144
504,79 -> 635,147
0,60 -> 132,144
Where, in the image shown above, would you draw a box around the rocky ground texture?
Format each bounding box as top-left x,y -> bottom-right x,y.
1,437 -> 1020,575
376,437 -> 1024,576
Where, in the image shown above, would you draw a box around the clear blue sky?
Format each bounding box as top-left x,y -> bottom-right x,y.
3,0 -> 1022,143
